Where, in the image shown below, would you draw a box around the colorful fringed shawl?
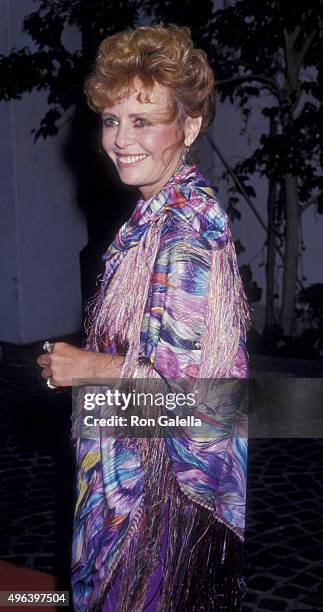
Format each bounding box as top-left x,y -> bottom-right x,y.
71,165 -> 250,611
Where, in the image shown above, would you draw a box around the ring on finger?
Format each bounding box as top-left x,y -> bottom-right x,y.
47,378 -> 56,390
43,341 -> 54,354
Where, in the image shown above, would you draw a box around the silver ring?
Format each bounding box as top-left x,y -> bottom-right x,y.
47,378 -> 56,390
43,341 -> 54,354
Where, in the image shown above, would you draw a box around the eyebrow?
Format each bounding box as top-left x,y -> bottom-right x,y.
101,111 -> 167,119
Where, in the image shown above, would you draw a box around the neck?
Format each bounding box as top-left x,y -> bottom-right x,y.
139,156 -> 188,201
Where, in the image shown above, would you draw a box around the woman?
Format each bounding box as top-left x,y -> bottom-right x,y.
38,24 -> 249,611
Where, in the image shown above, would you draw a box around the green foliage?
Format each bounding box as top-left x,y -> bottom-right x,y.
299,284 -> 323,320
239,264 -> 262,304
0,0 -> 141,137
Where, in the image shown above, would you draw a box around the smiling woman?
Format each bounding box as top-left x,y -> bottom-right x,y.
99,82 -> 201,198
38,23 -> 250,612
84,24 -> 214,201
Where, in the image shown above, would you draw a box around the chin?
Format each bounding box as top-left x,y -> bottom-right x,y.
118,168 -> 147,182
117,173 -> 143,188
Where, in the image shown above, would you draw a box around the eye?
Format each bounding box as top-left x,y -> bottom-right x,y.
134,117 -> 152,128
102,116 -> 119,128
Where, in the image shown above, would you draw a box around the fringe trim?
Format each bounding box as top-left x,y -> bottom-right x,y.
86,216 -> 164,359
199,235 -> 250,380
95,442 -> 245,612
158,477 -> 244,612
95,438 -> 172,611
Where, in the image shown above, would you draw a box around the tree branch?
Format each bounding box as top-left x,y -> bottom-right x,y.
206,134 -> 267,233
295,30 -> 316,72
206,134 -> 305,289
283,27 -> 303,109
300,194 -> 318,213
283,26 -> 316,101
289,25 -> 301,46
217,74 -> 282,100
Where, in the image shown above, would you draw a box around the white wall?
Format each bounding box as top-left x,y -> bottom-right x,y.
0,0 -> 88,344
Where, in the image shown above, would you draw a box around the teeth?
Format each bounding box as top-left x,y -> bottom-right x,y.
118,154 -> 148,164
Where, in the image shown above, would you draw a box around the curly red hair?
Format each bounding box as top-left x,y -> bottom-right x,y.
84,24 -> 215,132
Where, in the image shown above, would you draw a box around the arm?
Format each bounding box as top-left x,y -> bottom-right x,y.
37,220 -> 211,385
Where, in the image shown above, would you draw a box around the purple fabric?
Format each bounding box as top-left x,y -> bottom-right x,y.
102,499 -> 170,611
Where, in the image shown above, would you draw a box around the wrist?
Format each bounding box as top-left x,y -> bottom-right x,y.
86,351 -> 124,380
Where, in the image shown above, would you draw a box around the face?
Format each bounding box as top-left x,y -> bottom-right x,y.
101,81 -> 201,199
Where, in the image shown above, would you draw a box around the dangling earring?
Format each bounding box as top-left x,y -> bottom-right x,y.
182,144 -> 192,167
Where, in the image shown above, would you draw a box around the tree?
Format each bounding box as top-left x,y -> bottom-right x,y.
0,0 -> 142,137
207,0 -> 323,335
1,0 -> 322,336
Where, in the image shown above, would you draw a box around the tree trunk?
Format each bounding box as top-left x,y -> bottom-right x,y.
265,117 -> 278,328
265,176 -> 277,328
280,28 -> 302,335
281,173 -> 299,334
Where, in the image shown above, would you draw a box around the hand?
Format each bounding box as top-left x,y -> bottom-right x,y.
37,342 -> 124,388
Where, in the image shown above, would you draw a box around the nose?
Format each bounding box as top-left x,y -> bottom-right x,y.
115,122 -> 133,149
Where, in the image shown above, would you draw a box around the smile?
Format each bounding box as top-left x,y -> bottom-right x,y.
117,154 -> 149,165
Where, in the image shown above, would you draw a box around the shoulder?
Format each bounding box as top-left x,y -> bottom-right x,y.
161,166 -> 229,250
155,212 -> 212,277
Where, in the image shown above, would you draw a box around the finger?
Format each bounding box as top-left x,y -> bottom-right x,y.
37,354 -> 51,367
52,342 -> 65,353
40,367 -> 52,380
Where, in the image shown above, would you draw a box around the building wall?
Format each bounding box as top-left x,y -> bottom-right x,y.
0,0 -> 87,344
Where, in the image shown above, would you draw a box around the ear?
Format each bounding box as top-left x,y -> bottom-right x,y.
183,115 -> 203,147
